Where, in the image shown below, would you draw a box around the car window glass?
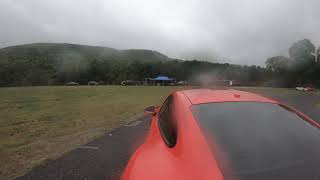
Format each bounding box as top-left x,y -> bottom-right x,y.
159,95 -> 177,148
192,102 -> 320,180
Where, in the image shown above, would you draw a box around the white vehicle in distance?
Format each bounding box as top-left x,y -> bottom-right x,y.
296,86 -> 316,91
295,87 -> 306,91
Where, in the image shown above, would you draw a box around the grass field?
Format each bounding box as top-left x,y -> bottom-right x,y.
0,85 -> 180,179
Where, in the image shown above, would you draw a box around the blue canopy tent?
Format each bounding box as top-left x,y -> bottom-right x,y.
153,76 -> 173,81
144,76 -> 175,86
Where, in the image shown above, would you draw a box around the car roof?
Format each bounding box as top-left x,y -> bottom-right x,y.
181,89 -> 277,105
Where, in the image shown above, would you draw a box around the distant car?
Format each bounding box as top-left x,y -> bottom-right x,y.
121,80 -> 139,86
295,87 -> 305,91
177,81 -> 188,85
296,86 -> 316,91
122,89 -> 320,180
88,81 -> 98,86
66,82 -> 79,86
304,87 -> 316,91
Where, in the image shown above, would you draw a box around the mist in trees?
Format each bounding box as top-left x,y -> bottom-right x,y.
265,39 -> 320,87
0,39 -> 319,87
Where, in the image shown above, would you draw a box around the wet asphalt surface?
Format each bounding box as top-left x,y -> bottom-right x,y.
16,90 -> 319,180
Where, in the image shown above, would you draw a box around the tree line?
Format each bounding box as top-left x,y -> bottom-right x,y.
0,57 -> 270,86
265,39 -> 320,87
0,40 -> 319,87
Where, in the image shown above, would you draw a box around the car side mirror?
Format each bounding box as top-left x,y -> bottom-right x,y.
144,106 -> 158,116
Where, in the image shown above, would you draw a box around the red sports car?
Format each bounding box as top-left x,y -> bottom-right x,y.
122,89 -> 320,180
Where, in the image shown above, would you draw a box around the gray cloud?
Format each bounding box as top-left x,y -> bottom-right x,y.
1,0 -> 320,65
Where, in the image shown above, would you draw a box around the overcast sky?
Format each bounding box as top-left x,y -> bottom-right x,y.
1,0 -> 320,65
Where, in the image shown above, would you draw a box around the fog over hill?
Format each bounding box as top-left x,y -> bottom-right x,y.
0,43 -> 268,87
0,43 -> 171,63
1,0 -> 320,65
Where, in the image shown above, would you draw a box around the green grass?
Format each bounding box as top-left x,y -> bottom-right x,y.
0,85 -> 180,179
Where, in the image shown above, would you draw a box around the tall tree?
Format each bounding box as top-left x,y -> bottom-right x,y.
289,39 -> 315,70
317,47 -> 320,64
265,56 -> 290,73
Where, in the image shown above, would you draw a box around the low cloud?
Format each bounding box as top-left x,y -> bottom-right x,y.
1,0 -> 320,65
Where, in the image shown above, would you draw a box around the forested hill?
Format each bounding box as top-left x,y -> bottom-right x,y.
0,42 -> 267,87
0,39 -> 319,87
0,43 -> 170,63
0,43 -> 173,86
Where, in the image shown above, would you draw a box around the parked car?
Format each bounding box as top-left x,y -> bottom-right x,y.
88,81 -> 99,86
66,82 -> 79,86
177,81 -> 188,85
295,87 -> 305,91
295,86 -> 316,91
304,87 -> 316,91
122,89 -> 320,180
121,80 -> 139,86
